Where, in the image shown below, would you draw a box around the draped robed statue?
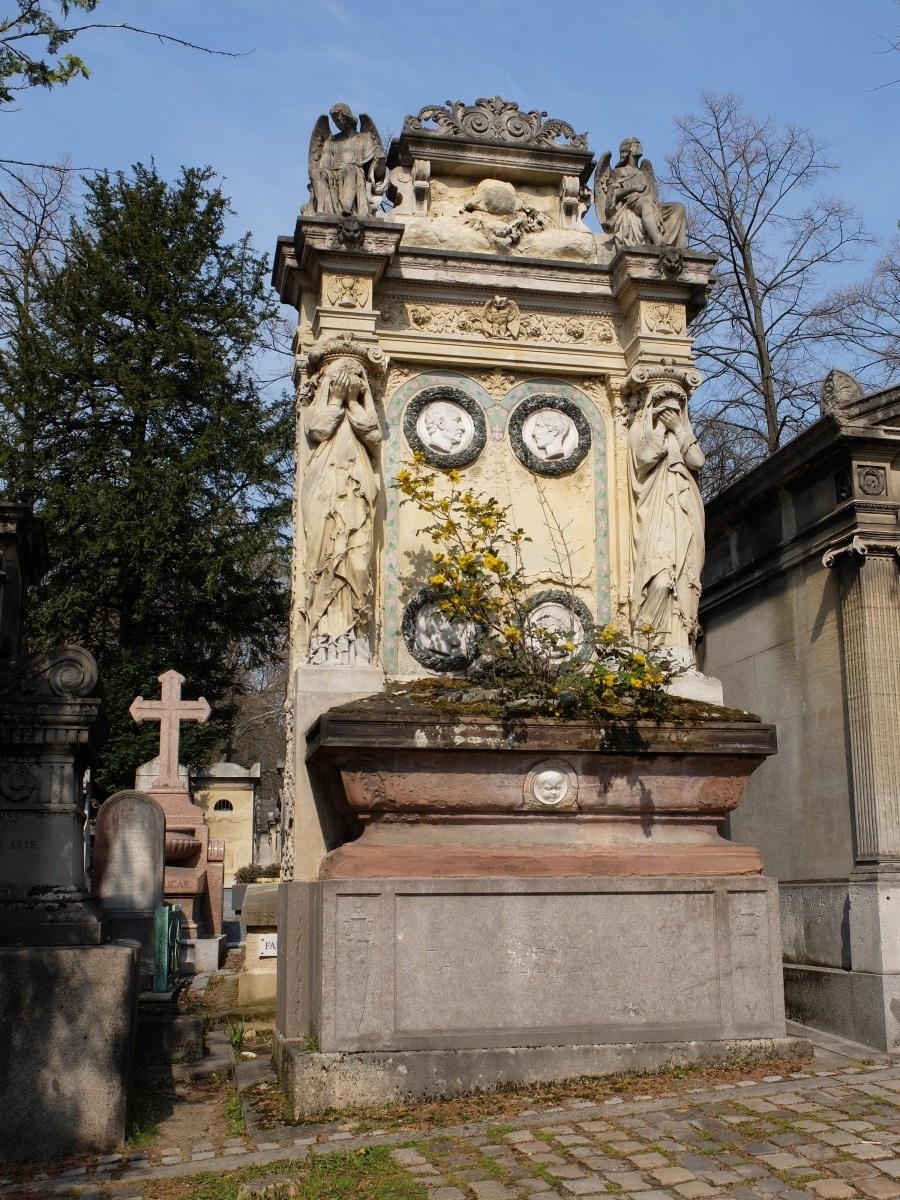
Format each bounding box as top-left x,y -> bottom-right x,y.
595,137 -> 687,250
300,341 -> 384,666
628,382 -> 705,656
304,103 -> 388,218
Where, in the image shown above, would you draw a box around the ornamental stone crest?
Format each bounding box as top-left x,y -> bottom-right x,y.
403,96 -> 588,150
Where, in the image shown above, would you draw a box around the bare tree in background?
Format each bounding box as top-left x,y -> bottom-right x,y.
0,160 -> 72,501
813,235 -> 900,387
666,92 -> 871,495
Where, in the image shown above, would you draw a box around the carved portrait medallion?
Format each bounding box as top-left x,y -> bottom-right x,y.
522,758 -> 578,810
524,589 -> 594,665
403,588 -> 481,673
403,386 -> 487,469
508,394 -> 591,476
857,465 -> 887,497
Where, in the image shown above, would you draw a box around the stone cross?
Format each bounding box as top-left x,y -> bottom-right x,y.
129,669 -> 211,790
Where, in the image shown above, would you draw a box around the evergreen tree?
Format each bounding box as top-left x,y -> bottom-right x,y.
2,162 -> 292,792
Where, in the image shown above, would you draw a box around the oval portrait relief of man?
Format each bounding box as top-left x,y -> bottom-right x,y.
508,394 -> 591,476
416,400 -> 475,457
403,385 -> 487,469
521,408 -> 579,462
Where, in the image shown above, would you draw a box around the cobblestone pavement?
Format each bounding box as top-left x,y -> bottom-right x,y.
5,1031 -> 900,1199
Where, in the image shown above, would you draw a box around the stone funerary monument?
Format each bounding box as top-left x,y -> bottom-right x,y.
272,98 -> 797,1112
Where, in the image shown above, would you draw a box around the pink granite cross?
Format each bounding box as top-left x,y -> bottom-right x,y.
129,669 -> 211,790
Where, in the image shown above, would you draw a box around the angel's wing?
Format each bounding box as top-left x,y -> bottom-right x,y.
307,114 -> 331,183
641,157 -> 660,205
358,113 -> 387,163
593,151 -> 613,230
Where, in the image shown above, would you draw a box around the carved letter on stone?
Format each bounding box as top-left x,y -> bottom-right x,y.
305,104 -> 388,218
300,338 -> 386,665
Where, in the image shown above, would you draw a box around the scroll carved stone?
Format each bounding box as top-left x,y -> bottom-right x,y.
403,96 -> 588,150
299,337 -> 386,666
0,645 -> 98,700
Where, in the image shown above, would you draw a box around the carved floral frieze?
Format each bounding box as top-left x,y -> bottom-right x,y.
378,297 -> 616,347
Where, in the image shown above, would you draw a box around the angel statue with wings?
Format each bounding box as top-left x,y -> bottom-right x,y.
594,137 -> 686,250
305,103 -> 388,218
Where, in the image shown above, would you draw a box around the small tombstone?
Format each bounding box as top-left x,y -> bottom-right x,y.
93,789 -> 165,988
94,789 -> 166,913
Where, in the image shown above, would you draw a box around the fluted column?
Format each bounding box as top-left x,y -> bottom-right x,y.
826,540 -> 900,976
835,548 -> 900,864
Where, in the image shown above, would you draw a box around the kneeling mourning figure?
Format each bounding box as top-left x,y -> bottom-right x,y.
270,95 -> 799,1118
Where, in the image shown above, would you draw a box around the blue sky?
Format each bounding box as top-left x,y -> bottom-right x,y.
4,0 -> 899,284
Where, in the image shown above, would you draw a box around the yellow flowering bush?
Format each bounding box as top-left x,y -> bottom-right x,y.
395,456 -> 679,716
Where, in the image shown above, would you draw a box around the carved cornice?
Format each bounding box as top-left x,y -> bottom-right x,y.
403,97 -> 588,150
822,535 -> 900,569
0,645 -> 98,701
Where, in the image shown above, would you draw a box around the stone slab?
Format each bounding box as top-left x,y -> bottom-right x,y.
276,1032 -> 811,1119
283,876 -> 786,1054
784,963 -> 900,1051
0,943 -> 137,1162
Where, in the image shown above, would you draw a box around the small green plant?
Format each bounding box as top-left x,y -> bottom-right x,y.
125,1087 -> 158,1147
395,455 -> 679,716
224,1091 -> 246,1136
227,1017 -> 246,1051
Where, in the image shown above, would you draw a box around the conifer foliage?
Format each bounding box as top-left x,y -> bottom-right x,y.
1,163 -> 292,792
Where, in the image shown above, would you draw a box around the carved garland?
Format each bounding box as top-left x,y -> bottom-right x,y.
403,96 -> 588,150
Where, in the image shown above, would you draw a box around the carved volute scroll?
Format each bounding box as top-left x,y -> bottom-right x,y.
623,364 -> 705,659
298,336 -> 387,667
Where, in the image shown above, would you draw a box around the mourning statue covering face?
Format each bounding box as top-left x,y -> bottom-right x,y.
305,104 -> 388,218
595,137 -> 687,250
628,383 -> 705,653
301,350 -> 383,665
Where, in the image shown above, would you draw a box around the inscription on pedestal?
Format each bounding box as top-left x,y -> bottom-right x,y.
395,891 -> 719,1035
335,894 -> 381,1037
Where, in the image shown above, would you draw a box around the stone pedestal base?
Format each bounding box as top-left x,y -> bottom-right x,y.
276,875 -> 787,1114
0,943 -> 138,1162
274,1033 -> 810,1119
784,963 -> 900,1051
